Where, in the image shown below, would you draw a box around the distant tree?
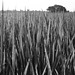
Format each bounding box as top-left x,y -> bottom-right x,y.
47,4 -> 68,12
47,6 -> 55,12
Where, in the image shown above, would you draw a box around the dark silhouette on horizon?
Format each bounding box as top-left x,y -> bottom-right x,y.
47,4 -> 69,12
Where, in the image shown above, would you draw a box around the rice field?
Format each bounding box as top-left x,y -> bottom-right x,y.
0,10 -> 75,75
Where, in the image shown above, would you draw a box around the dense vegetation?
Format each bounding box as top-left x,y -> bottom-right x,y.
0,10 -> 75,75
47,5 -> 68,12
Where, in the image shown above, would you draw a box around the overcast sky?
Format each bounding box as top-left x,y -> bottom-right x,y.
0,0 -> 75,11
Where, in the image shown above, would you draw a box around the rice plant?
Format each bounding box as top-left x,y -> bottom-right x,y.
0,6 -> 75,75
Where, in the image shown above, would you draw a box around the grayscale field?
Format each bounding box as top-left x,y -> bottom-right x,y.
0,3 -> 75,75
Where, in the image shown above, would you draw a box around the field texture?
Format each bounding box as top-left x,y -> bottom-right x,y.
0,11 -> 75,75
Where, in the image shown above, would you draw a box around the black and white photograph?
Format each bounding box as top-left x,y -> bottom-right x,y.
0,0 -> 75,75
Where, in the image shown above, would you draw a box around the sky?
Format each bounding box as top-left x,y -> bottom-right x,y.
0,0 -> 75,11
